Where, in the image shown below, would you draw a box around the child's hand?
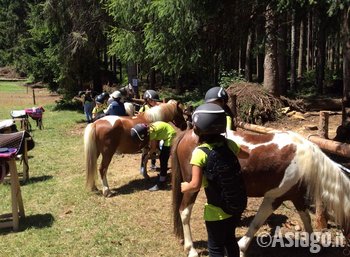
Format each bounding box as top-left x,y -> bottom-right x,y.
181,182 -> 189,192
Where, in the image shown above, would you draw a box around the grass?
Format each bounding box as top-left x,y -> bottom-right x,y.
0,82 -> 193,257
0,81 -> 28,93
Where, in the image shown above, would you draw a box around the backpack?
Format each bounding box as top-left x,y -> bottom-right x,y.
199,143 -> 247,216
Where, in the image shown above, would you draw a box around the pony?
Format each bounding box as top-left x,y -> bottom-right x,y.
171,129 -> 350,257
84,100 -> 187,197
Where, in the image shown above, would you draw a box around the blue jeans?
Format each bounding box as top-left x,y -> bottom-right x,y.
205,216 -> 240,257
84,102 -> 93,123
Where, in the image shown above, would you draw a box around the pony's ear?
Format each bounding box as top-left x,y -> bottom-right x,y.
176,101 -> 184,111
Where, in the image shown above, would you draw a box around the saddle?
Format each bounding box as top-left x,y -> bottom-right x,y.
0,131 -> 34,182
0,119 -> 18,134
10,110 -> 27,119
0,131 -> 34,155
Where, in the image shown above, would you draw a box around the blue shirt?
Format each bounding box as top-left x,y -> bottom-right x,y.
105,100 -> 127,116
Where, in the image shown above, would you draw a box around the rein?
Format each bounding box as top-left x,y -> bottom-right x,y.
338,164 -> 350,178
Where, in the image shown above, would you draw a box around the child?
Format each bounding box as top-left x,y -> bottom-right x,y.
82,90 -> 94,123
130,121 -> 176,191
181,103 -> 247,257
138,89 -> 162,169
92,95 -> 106,121
139,89 -> 160,112
205,86 -> 235,130
105,91 -> 127,116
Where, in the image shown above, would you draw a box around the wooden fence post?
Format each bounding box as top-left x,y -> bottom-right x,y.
318,111 -> 329,139
315,110 -> 329,230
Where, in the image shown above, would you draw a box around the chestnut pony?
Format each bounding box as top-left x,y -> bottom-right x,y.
84,100 -> 186,197
172,129 -> 350,257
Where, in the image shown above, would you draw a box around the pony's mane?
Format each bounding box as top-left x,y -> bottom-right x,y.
290,131 -> 350,233
142,100 -> 178,122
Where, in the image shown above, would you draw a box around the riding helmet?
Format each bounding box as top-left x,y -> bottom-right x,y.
204,87 -> 229,104
192,103 -> 226,135
101,92 -> 109,101
143,89 -> 159,101
95,94 -> 104,104
111,90 -> 122,99
130,123 -> 149,141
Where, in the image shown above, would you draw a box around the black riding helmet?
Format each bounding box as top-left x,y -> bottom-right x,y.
192,103 -> 226,135
130,123 -> 149,141
101,92 -> 109,101
143,89 -> 160,101
95,94 -> 104,104
205,87 -> 228,104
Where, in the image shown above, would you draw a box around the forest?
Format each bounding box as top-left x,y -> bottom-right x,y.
0,0 -> 349,121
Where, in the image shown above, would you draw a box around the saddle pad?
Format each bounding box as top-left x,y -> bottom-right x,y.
0,131 -> 35,154
0,148 -> 17,158
11,110 -> 27,118
0,119 -> 15,130
25,107 -> 44,119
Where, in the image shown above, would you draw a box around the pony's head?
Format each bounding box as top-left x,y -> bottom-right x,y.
119,84 -> 135,99
169,100 -> 187,131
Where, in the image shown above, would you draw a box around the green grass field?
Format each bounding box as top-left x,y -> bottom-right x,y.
0,82 -> 193,257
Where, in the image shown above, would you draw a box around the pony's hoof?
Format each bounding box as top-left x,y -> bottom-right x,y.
187,248 -> 199,257
102,189 -> 112,197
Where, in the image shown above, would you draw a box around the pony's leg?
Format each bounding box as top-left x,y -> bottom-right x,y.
99,154 -> 113,197
291,196 -> 313,234
180,192 -> 199,257
238,197 -> 283,257
140,147 -> 150,179
315,199 -> 328,230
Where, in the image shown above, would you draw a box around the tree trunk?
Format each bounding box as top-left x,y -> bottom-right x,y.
298,17 -> 305,79
256,17 -> 265,83
342,7 -> 350,125
290,10 -> 297,91
307,10 -> 313,72
149,68 -> 156,90
263,4 -> 279,96
245,26 -> 253,82
316,6 -> 327,94
278,13 -> 288,95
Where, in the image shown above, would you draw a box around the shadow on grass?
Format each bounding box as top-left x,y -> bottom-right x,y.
22,213 -> 54,229
0,213 -> 54,235
240,213 -> 288,229
76,119 -> 89,125
103,176 -> 172,196
193,240 -> 209,256
20,175 -> 53,186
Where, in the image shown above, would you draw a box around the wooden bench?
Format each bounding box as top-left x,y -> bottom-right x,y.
0,148 -> 25,231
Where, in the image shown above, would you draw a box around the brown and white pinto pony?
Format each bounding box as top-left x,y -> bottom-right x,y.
84,100 -> 186,197
172,129 -> 350,257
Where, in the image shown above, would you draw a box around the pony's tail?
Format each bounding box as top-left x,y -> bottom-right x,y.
84,123 -> 98,191
171,131 -> 186,239
295,132 -> 350,232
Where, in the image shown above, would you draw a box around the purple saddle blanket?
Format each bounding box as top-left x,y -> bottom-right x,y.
0,131 -> 34,155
